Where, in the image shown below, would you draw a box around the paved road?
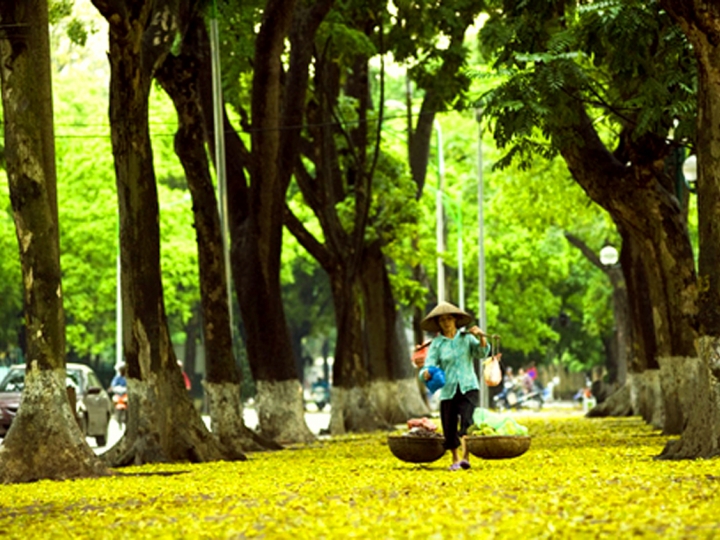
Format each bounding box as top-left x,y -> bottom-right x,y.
92,408 -> 332,456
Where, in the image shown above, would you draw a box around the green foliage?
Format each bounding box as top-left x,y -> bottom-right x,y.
477,0 -> 697,167
0,177 -> 22,356
317,15 -> 377,64
0,0 -> 626,380
48,0 -> 73,23
389,0 -> 487,111
213,0 -> 265,118
402,104 -> 613,371
49,0 -> 93,47
0,411 -> 716,538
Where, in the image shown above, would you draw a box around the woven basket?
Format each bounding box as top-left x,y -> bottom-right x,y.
465,435 -> 531,459
387,435 -> 446,463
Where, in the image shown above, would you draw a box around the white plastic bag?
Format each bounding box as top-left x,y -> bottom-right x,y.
483,354 -> 502,386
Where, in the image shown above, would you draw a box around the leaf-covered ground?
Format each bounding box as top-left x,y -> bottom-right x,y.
0,408 -> 718,539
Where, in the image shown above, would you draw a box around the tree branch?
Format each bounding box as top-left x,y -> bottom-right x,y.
283,204 -> 334,271
564,231 -> 606,272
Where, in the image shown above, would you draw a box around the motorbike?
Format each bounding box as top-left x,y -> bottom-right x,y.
493,379 -> 544,411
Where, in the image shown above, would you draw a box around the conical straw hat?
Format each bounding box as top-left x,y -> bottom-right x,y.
420,301 -> 474,333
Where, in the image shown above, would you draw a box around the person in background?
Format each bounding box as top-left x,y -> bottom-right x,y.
518,367 -> 533,395
526,363 -> 538,382
495,366 -> 515,403
418,301 -> 490,471
109,364 -> 127,395
109,364 -> 129,426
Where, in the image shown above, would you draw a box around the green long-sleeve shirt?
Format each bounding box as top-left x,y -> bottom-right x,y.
419,331 -> 490,401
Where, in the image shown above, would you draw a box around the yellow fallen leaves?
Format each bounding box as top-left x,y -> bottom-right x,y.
0,409 -> 718,539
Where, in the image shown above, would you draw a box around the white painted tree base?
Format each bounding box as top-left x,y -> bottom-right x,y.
255,379 -> 315,444
0,366 -> 109,483
368,379 -> 430,425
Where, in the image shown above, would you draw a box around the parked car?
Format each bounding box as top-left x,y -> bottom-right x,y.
0,363 -> 113,446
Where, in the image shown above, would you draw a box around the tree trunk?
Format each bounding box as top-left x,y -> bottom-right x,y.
657,355 -> 697,436
556,101 -> 697,432
658,341 -> 718,460
657,1 -> 720,459
564,231 -> 632,389
91,0 -> 223,465
561,119 -> 697,360
586,384 -> 632,418
280,8 -> 390,435
154,16 -> 277,456
610,269 -> 630,387
219,0 -> 334,444
362,243 -> 429,423
0,0 -> 109,483
329,272 -> 388,434
633,369 -> 664,430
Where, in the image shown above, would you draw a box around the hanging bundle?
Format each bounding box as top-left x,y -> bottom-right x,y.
482,334 -> 502,387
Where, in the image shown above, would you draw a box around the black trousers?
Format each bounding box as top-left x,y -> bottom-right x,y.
440,388 -> 479,450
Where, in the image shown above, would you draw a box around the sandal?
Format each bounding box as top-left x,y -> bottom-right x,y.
459,459 -> 471,470
449,462 -> 462,471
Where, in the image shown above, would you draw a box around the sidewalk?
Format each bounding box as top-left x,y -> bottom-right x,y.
238,407 -> 331,436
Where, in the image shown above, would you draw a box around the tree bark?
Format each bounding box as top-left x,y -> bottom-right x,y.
0,0 -> 109,482
657,0 -> 720,459
554,99 -> 697,433
329,270 -> 388,434
587,383 -> 633,418
208,0 -> 334,443
155,16 -> 282,454
563,232 -> 631,387
91,0 -> 223,465
361,243 -> 429,422
283,37 -> 389,434
559,112 -> 697,362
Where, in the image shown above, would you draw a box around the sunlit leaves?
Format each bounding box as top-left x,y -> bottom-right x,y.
477,0 -> 697,168
0,178 -> 22,353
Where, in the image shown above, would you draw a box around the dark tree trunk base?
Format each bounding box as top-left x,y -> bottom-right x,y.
0,371 -> 110,483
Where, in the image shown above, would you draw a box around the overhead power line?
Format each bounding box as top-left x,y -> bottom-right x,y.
0,108 -> 454,141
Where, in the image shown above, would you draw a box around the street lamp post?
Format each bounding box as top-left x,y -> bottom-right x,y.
457,195 -> 464,311
115,233 -> 122,369
435,119 -> 446,303
476,108 -> 488,408
209,1 -> 234,340
433,119 -> 466,310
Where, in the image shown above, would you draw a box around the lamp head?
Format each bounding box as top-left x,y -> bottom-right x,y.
599,245 -> 619,266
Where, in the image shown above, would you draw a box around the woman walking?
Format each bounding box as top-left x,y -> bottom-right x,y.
419,301 -> 490,471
